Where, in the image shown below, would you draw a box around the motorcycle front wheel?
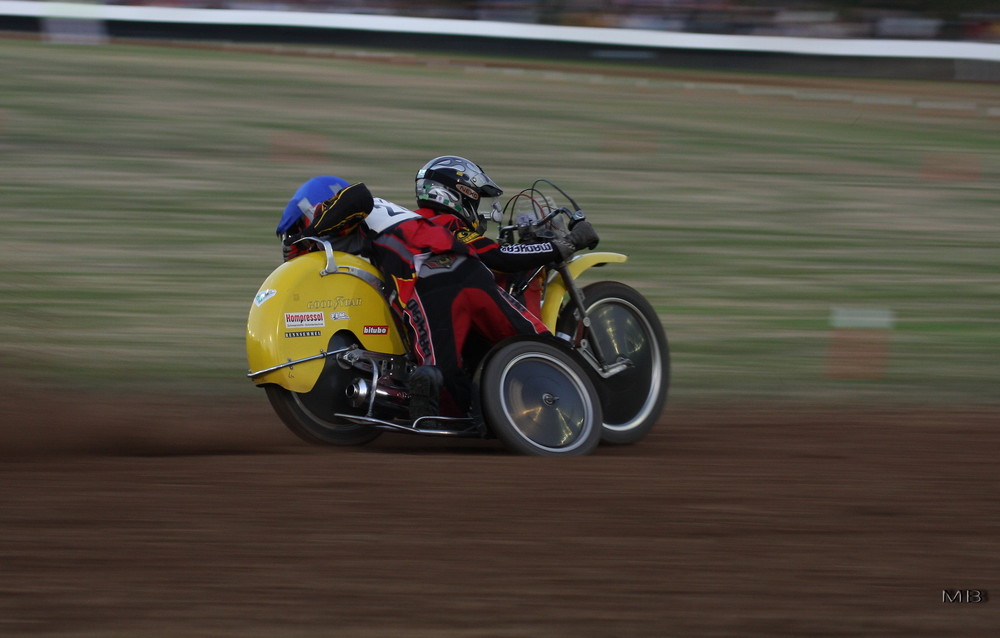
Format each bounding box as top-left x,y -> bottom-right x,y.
558,281 -> 670,445
479,338 -> 602,456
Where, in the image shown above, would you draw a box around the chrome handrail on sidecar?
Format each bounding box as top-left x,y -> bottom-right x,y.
246,345 -> 358,380
296,236 -> 386,293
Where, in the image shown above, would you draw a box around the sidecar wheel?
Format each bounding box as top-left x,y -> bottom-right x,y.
265,384 -> 381,446
479,339 -> 602,456
263,334 -> 381,446
558,281 -> 670,445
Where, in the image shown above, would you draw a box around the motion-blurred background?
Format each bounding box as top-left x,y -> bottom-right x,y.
1,8 -> 999,637
1,1 -> 997,410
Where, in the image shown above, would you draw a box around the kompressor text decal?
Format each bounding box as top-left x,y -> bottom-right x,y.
285,312 -> 325,329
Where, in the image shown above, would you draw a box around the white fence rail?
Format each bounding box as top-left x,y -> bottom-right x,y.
2,0 -> 999,63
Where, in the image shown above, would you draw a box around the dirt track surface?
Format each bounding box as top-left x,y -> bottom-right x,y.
2,390 -> 997,637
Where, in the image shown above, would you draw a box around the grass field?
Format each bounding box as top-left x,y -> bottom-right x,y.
1,36 -> 998,406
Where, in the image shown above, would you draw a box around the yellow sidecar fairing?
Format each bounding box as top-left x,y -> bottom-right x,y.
246,251 -> 406,393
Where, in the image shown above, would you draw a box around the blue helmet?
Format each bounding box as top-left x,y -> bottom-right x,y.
276,175 -> 351,236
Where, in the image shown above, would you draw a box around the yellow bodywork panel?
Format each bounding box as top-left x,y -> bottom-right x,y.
539,252 -> 628,328
246,251 -> 406,392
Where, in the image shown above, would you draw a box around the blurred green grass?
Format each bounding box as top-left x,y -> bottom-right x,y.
1,37 -> 998,406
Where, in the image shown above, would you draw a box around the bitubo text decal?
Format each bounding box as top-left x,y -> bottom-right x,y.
285,312 -> 325,329
363,325 -> 389,335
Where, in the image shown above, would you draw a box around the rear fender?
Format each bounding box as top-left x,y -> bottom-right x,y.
539,252 -> 627,329
246,251 -> 406,392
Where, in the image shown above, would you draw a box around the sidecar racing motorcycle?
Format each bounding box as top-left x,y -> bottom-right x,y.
246,180 -> 669,456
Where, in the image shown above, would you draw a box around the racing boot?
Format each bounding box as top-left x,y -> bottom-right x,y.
408,365 -> 443,427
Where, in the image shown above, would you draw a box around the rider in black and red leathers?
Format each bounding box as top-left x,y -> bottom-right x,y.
364,156 -> 599,420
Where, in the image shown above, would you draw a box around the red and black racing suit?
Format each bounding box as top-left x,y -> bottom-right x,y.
367,207 -> 564,414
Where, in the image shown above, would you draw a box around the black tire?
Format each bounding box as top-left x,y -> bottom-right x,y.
558,281 -> 669,445
263,333 -> 381,447
479,338 -> 602,456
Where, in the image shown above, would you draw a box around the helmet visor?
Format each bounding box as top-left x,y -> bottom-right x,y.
478,182 -> 502,199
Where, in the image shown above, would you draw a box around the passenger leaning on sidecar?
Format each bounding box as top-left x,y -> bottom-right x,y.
364,155 -> 600,421
277,175 -> 408,261
276,175 -> 351,260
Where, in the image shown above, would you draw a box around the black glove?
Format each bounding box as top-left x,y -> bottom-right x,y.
552,237 -> 575,262
568,220 -> 599,251
552,221 -> 600,262
282,233 -> 308,262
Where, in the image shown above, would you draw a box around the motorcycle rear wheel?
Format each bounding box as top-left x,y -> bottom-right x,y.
479,338 -> 602,456
558,281 -> 669,445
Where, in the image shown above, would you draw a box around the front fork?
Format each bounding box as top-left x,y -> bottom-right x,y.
553,263 -> 632,380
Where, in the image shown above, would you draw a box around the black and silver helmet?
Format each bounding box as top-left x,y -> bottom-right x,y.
415,156 -> 503,230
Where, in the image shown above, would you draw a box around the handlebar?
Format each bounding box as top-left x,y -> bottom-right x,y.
496,180 -> 589,246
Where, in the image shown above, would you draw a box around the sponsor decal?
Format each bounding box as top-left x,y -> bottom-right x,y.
285,330 -> 322,338
455,227 -> 480,244
330,312 -> 350,321
455,184 -> 479,200
424,254 -> 456,269
363,325 -> 389,335
285,312 -> 325,329
254,289 -> 277,307
306,296 -> 363,310
406,298 -> 433,359
501,242 -> 554,254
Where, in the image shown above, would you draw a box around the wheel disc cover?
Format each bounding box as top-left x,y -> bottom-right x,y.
498,352 -> 592,451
